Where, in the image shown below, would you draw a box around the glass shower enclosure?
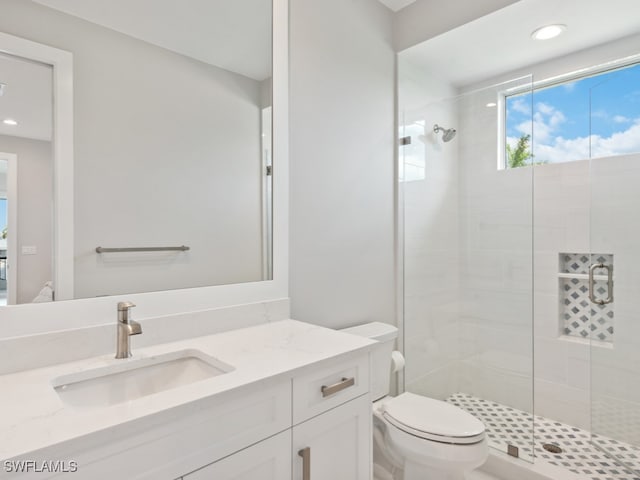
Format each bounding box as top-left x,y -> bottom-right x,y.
399,75 -> 536,461
399,55 -> 640,476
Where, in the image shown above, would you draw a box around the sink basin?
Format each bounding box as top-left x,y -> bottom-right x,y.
52,349 -> 234,409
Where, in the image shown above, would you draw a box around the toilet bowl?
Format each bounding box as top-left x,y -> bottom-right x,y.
374,393 -> 488,479
341,322 -> 489,480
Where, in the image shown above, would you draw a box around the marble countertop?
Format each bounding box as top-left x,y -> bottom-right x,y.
0,319 -> 375,460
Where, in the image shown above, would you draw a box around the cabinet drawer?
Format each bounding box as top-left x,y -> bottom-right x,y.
292,352 -> 369,424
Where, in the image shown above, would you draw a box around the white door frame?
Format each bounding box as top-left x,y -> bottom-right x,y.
0,32 -> 74,301
261,106 -> 273,281
0,152 -> 18,304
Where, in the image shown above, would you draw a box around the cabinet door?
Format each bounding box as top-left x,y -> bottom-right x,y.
293,394 -> 371,480
183,430 -> 291,480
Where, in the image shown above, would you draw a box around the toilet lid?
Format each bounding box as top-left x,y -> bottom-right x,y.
381,393 -> 485,445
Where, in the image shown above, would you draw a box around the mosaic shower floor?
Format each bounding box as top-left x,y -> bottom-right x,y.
447,393 -> 640,480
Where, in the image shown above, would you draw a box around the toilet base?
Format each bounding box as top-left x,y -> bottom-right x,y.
374,422 -> 483,480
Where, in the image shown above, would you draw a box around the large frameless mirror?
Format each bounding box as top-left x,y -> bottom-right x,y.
0,0 -> 273,305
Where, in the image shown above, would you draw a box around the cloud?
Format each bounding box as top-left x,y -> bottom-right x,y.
535,120 -> 640,163
509,98 -> 530,115
518,102 -> 566,144
535,136 -> 590,163
536,102 -> 556,115
592,111 -> 632,124
613,115 -> 631,124
562,82 -> 577,93
511,102 -> 566,144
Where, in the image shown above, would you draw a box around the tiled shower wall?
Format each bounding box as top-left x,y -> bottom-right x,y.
454,37 -> 640,444
530,161 -> 593,430
590,157 -> 640,447
456,82 -> 535,416
457,86 -> 640,440
454,86 -> 596,429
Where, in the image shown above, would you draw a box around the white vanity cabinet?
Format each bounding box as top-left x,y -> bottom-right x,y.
179,352 -> 371,480
291,353 -> 372,480
293,394 -> 371,480
180,392 -> 372,480
182,431 -> 292,480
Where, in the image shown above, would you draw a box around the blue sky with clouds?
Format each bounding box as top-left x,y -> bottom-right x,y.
506,62 -> 640,164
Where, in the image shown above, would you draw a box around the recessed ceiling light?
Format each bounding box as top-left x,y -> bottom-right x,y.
3,119 -> 18,126
531,24 -> 567,40
486,102 -> 497,108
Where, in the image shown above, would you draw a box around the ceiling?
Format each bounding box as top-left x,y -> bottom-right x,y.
377,0 -> 417,12
401,0 -> 640,87
33,0 -> 272,81
0,53 -> 52,141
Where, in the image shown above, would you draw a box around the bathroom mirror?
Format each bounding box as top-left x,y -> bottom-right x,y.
0,0 -> 273,305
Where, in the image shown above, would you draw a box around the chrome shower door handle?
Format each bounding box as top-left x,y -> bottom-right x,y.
589,263 -> 614,305
298,447 -> 311,480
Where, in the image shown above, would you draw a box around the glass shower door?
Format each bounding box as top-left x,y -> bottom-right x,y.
399,74 -> 536,462
589,64 -> 640,475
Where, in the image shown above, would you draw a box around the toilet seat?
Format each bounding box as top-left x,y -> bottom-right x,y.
381,393 -> 485,445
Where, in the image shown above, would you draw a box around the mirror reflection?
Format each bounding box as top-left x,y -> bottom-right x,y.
0,0 -> 273,304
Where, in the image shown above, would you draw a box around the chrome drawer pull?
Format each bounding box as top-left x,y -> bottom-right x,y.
321,377 -> 355,398
298,447 -> 311,480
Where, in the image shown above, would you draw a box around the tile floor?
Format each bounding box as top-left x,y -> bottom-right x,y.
447,393 -> 640,480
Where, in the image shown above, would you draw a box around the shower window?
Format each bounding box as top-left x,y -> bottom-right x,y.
501,60 -> 640,169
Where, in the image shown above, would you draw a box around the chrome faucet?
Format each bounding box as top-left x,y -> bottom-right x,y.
115,301 -> 142,358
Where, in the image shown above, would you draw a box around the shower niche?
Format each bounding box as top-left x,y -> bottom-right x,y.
558,253 -> 614,343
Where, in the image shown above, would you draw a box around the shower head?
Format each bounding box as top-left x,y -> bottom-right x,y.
433,124 -> 457,142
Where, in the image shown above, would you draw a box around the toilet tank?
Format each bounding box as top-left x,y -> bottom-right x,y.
340,322 -> 398,401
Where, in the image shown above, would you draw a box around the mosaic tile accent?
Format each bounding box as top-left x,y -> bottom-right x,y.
560,253 -> 614,342
447,393 -> 640,480
561,253 -> 613,275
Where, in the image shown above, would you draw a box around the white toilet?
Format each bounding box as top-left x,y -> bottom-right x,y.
341,322 -> 488,480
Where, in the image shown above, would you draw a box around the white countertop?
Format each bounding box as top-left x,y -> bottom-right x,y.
0,319 -> 375,460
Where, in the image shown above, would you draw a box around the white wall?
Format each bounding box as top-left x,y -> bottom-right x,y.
288,0 -> 396,329
392,0 -> 519,52
0,135 -> 53,303
0,0 -> 265,299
